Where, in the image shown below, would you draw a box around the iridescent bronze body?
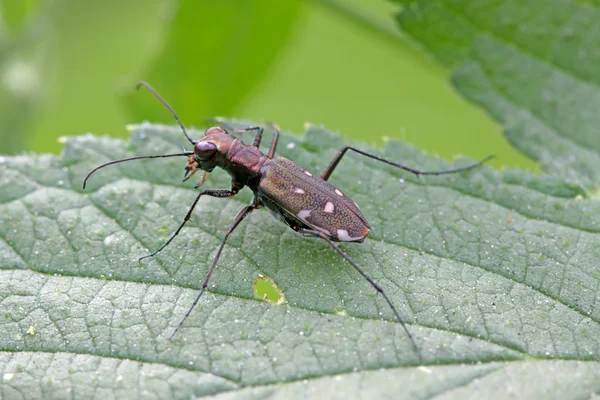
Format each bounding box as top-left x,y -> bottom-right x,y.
84,82 -> 493,361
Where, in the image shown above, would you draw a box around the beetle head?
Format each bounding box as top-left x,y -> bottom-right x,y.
183,126 -> 234,182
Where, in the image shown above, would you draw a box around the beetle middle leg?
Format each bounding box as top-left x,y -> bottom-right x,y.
206,118 -> 264,148
298,228 -> 421,360
266,124 -> 280,159
236,126 -> 263,148
226,123 -> 279,158
139,189 -> 236,262
321,145 -> 494,181
170,203 -> 256,338
228,125 -> 264,148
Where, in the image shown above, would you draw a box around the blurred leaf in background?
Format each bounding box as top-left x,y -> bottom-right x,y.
0,0 -> 170,152
395,0 -> 600,187
0,0 -> 303,155
0,0 -> 42,153
125,0 -> 303,134
0,0 -> 532,171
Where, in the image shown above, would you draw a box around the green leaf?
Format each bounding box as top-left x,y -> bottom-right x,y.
0,0 -> 40,33
2,123 -> 599,398
396,0 -> 600,187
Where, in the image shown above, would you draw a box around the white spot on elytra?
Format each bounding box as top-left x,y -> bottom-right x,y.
294,188 -> 305,194
304,170 -> 312,176
297,210 -> 312,219
337,229 -> 350,240
337,229 -> 363,242
324,202 -> 334,213
335,189 -> 343,196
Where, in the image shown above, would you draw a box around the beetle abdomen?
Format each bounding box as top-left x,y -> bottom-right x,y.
258,157 -> 369,242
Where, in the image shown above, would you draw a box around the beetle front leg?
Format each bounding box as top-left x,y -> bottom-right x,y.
139,189 -> 235,262
321,145 -> 493,181
170,203 -> 256,338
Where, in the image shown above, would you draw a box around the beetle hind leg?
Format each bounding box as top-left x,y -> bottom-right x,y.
321,145 -> 493,181
298,228 -> 421,361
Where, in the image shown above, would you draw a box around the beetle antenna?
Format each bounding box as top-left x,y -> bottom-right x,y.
136,81 -> 197,145
83,152 -> 193,189
416,154 -> 495,176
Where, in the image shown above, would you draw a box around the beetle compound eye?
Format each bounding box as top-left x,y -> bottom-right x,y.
194,141 -> 217,160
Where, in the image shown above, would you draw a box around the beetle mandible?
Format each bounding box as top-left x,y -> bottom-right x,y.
83,82 -> 493,359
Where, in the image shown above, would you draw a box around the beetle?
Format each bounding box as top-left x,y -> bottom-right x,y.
83,82 -> 493,359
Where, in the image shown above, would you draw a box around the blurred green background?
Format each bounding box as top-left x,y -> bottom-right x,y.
0,0 -> 535,170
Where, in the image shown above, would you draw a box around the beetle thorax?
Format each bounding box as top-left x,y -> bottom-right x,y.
186,126 -> 268,190
222,140 -> 268,188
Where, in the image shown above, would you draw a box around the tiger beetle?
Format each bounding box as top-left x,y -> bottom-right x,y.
83,81 -> 493,360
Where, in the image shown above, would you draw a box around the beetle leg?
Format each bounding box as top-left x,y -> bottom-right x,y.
248,127 -> 264,148
170,203 -> 256,339
266,123 -> 280,159
298,228 -> 421,361
205,118 -> 264,148
231,126 -> 263,148
236,124 -> 279,155
321,145 -> 494,181
139,189 -> 235,262
233,125 -> 264,148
